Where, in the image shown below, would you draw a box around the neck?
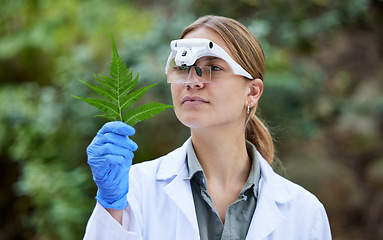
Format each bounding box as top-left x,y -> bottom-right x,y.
190,124 -> 251,186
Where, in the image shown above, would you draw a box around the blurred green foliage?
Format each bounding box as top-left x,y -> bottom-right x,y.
1,0 -> 383,239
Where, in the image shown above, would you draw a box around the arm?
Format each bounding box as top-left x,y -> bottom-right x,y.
84,202 -> 141,240
310,203 -> 332,240
106,208 -> 123,224
84,121 -> 141,239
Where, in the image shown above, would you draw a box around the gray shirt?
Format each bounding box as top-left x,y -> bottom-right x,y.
185,141 -> 261,240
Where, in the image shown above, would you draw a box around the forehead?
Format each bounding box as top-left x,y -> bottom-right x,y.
182,27 -> 236,62
195,56 -> 226,64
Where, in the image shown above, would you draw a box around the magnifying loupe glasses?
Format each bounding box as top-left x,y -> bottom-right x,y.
165,38 -> 254,83
167,63 -> 212,83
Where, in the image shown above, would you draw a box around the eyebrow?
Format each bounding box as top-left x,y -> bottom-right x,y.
204,56 -> 221,61
198,56 -> 224,64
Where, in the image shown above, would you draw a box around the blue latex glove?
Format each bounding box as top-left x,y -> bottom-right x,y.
86,121 -> 138,210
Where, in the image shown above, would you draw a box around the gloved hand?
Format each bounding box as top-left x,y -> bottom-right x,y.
86,121 -> 138,210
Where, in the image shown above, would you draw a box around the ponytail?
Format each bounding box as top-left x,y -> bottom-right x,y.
246,112 -> 275,165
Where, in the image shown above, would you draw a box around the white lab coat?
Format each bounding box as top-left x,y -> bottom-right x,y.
84,139 -> 332,240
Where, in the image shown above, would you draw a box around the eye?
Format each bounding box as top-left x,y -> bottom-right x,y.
210,65 -> 223,71
176,66 -> 188,71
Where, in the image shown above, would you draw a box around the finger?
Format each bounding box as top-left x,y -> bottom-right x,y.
88,154 -> 132,181
102,133 -> 138,151
89,133 -> 137,152
87,155 -> 108,168
104,153 -> 133,166
95,143 -> 134,159
98,121 -> 135,136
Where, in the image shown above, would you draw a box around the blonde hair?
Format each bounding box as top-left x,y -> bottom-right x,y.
180,15 -> 276,165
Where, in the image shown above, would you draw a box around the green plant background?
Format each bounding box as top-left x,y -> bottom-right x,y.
1,0 -> 382,239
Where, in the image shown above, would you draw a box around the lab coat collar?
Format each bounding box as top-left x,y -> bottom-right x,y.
156,138 -> 191,181
246,151 -> 293,240
257,151 -> 293,204
156,138 -> 292,203
156,138 -> 294,240
156,138 -> 200,238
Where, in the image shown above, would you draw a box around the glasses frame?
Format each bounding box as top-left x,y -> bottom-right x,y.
165,38 -> 254,82
167,64 -> 212,83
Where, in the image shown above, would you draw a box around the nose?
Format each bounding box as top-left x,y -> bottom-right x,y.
184,66 -> 205,89
183,81 -> 204,89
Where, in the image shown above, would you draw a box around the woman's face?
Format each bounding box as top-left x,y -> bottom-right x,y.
170,27 -> 261,131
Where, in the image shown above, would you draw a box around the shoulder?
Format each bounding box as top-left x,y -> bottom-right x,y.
259,154 -> 323,204
275,171 -> 327,216
257,155 -> 332,238
276,174 -> 332,238
258,153 -> 329,220
276,169 -> 321,204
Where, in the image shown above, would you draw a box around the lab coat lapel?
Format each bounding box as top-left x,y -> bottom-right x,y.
157,139 -> 200,239
245,154 -> 292,240
245,177 -> 284,240
163,165 -> 199,239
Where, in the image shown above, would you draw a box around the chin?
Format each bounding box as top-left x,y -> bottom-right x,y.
176,112 -> 209,129
179,118 -> 205,129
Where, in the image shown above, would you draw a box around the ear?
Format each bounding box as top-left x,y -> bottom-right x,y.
246,78 -> 263,107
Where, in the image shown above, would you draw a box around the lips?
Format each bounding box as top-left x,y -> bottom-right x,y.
181,96 -> 209,106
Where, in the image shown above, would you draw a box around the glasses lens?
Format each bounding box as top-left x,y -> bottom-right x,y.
167,66 -> 211,83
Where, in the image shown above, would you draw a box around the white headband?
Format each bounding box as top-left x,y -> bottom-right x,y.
165,38 -> 253,79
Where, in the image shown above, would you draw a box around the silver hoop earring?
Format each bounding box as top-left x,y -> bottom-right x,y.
247,102 -> 250,114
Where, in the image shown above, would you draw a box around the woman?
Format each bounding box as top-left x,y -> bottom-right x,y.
84,15 -> 332,239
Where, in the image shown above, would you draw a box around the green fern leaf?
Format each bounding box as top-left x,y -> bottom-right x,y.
72,35 -> 173,126
72,96 -> 120,117
120,83 -> 157,111
94,111 -> 117,121
120,71 -> 137,97
79,80 -> 116,103
123,102 -> 174,126
95,74 -> 117,91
